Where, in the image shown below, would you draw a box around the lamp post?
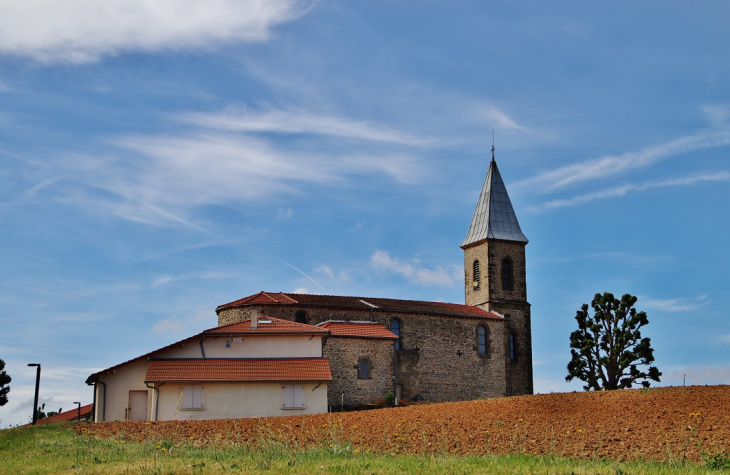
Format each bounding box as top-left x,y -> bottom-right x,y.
27,364 -> 41,425
74,401 -> 81,421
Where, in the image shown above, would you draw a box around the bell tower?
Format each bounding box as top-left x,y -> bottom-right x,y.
461,148 -> 533,395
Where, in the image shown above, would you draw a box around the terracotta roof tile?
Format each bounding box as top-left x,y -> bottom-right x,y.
317,321 -> 398,339
145,358 -> 332,383
207,317 -> 330,335
218,292 -> 504,320
38,404 -> 93,424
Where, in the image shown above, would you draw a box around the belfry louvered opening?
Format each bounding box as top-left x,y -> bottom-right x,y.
473,260 -> 480,290
501,258 -> 513,291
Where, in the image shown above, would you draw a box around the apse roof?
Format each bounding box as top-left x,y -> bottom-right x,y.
461,158 -> 528,247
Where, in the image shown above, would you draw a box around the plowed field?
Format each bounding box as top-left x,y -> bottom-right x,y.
79,385 -> 730,462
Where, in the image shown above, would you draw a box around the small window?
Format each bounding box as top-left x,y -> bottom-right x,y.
283,385 -> 304,409
502,258 -> 514,291
509,333 -> 516,361
477,326 -> 487,355
182,385 -> 203,410
294,310 -> 307,324
390,319 -> 401,350
473,260 -> 480,290
357,358 -> 371,379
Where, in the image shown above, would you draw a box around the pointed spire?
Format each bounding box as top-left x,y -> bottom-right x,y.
461,155 -> 528,247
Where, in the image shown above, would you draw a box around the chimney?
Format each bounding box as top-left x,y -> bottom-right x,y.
250,307 -> 259,329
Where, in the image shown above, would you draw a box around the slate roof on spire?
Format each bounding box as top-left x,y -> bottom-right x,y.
461,158 -> 528,247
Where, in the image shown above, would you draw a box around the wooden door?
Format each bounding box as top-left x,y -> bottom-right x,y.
128,391 -> 148,421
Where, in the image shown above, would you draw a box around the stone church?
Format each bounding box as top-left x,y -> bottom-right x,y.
216,154 -> 533,409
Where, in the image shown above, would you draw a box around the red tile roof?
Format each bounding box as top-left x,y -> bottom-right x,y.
217,292 -> 504,320
207,317 -> 330,335
87,318 -> 328,383
38,404 -> 93,424
145,358 -> 332,383
317,321 -> 398,339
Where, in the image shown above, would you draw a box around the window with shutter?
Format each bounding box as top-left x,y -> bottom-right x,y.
283,385 -> 305,409
182,385 -> 203,410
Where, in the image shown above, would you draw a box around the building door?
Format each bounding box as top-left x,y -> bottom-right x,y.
128,391 -> 148,421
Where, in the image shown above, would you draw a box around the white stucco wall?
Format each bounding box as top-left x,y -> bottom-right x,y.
94,359 -> 151,422
92,333 -> 326,422
154,382 -> 328,420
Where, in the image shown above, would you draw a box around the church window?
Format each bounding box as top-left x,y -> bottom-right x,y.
477,326 -> 487,355
502,258 -> 514,291
473,260 -> 481,290
357,357 -> 371,379
390,319 -> 401,349
294,311 -> 307,324
509,333 -> 516,361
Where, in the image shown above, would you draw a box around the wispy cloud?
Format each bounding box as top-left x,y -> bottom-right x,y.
180,107 -> 435,146
515,130 -> 730,192
43,124 -> 430,229
151,271 -> 238,288
370,249 -> 460,287
152,311 -> 215,334
0,0 -> 306,63
640,295 -> 710,312
529,171 -> 730,211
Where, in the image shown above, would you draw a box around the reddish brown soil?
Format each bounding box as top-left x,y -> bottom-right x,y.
79,385 -> 730,462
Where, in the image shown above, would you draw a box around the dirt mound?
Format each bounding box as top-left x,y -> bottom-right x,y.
79,385 -> 730,462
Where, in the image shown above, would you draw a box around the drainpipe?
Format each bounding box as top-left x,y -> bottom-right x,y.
91,381 -> 97,422
97,381 -> 107,422
199,335 -> 207,358
393,339 -> 398,406
145,382 -> 163,421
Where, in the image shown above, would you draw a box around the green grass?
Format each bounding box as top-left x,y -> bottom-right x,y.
0,422 -> 726,474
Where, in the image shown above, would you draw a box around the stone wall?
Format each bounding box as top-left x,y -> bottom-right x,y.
218,304 -> 513,402
323,337 -> 394,409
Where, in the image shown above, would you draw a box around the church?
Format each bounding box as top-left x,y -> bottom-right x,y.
215,152 -> 533,408
86,152 -> 533,421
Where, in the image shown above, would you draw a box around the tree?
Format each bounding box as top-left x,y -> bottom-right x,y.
566,292 -> 661,390
0,359 -> 10,406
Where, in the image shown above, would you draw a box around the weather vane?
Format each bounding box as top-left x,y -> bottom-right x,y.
491,129 -> 495,162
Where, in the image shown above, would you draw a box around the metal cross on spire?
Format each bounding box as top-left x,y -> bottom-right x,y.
491,130 -> 495,162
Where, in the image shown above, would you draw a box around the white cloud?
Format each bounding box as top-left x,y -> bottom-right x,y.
292,287 -> 312,294
530,171 -> 730,211
152,311 -> 215,334
180,106 -> 435,146
370,249 -> 460,287
315,266 -> 335,278
640,295 -> 710,313
0,0 -> 305,63
45,123 -> 429,229
515,130 -> 730,192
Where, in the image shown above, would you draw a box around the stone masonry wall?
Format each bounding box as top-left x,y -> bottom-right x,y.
323,337 -> 394,409
218,305 -> 512,402
462,240 -> 533,396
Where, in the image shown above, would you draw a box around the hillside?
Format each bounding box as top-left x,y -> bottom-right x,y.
81,385 -> 730,462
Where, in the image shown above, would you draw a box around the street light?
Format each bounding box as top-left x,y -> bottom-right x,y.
73,401 -> 81,421
27,364 -> 41,425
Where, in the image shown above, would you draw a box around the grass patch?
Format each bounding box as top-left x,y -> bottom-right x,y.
0,422 -> 726,474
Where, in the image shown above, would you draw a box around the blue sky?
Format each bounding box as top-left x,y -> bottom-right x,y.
1,1 -> 729,427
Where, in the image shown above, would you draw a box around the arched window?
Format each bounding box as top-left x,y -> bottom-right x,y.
477,326 -> 487,355
509,333 -> 516,361
357,358 -> 371,379
473,260 -> 480,290
294,311 -> 307,324
390,319 -> 401,350
502,258 -> 514,291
